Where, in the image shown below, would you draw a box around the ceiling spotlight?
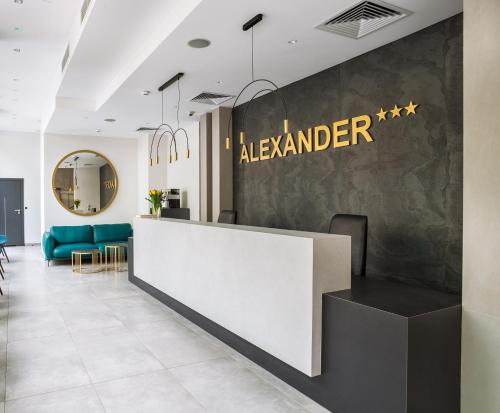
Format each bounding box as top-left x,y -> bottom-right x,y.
216,80 -> 224,85
13,48 -> 21,52
14,0 -> 23,4
104,118 -> 116,122
95,129 -> 101,133
188,38 -> 211,49
288,39 -> 298,44
141,90 -> 151,96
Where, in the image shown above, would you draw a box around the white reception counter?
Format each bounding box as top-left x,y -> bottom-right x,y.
133,216 -> 351,377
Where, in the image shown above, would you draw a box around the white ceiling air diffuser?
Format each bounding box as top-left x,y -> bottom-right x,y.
190,92 -> 235,106
316,0 -> 412,39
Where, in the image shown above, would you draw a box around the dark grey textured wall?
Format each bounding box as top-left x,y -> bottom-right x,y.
233,15 -> 463,293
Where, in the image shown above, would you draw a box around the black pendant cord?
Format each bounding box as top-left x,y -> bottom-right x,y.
251,26 -> 255,81
176,79 -> 181,130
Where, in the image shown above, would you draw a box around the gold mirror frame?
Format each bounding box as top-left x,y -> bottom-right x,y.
52,149 -> 119,216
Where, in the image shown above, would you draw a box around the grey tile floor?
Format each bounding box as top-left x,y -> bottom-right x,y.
0,246 -> 330,413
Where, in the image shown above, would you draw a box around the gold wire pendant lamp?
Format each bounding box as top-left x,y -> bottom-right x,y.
149,73 -> 190,165
225,14 -> 289,150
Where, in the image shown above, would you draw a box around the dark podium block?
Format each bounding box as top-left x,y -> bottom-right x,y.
324,278 -> 461,413
161,208 -> 190,220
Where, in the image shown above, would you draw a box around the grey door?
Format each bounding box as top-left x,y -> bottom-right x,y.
0,178 -> 25,246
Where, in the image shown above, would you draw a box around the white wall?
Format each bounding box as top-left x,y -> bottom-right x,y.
43,133 -> 138,230
462,1 -> 500,412
136,135 -> 150,215
0,131 -> 41,244
147,121 -> 200,220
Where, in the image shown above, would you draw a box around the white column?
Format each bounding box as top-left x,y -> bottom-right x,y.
211,107 -> 233,222
462,2 -> 500,412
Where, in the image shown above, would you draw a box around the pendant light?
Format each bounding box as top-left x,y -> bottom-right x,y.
225,14 -> 289,150
149,73 -> 190,165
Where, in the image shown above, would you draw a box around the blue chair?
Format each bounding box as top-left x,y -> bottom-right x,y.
0,234 -> 8,263
0,234 -> 6,295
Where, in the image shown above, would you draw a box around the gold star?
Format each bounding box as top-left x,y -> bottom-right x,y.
376,108 -> 388,122
390,105 -> 402,118
405,101 -> 418,115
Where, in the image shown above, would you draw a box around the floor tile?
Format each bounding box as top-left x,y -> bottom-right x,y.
6,335 -> 90,400
129,319 -> 226,368
105,295 -> 173,326
5,385 -> 104,413
7,307 -> 67,342
95,370 -> 206,413
89,282 -> 140,300
170,357 -> 303,413
72,326 -> 163,382
58,301 -> 123,333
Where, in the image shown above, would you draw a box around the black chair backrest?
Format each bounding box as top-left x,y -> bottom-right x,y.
329,214 -> 367,277
218,210 -> 237,224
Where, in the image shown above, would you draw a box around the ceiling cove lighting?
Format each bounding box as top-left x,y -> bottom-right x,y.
225,14 -> 289,150
149,73 -> 190,166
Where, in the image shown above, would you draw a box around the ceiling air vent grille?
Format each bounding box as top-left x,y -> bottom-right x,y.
81,0 -> 91,23
190,92 -> 235,106
317,0 -> 411,39
61,44 -> 70,72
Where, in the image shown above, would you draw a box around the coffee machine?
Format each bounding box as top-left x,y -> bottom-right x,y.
166,189 -> 180,208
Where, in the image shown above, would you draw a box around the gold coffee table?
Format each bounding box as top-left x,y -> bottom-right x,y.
104,244 -> 128,272
71,249 -> 102,274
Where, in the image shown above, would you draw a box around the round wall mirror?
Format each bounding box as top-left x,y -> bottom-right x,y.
52,150 -> 118,216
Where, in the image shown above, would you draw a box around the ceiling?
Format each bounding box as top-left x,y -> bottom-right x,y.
0,0 -> 82,133
1,0 -> 463,137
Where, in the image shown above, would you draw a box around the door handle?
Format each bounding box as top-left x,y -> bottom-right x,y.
14,209 -> 21,215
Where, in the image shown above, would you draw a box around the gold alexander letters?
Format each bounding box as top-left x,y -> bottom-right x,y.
239,114 -> 374,164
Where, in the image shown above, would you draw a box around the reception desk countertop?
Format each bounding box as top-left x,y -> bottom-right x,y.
133,216 -> 351,377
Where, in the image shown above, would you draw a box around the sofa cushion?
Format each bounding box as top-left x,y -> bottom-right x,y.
53,243 -> 96,259
50,225 -> 93,245
93,223 -> 132,244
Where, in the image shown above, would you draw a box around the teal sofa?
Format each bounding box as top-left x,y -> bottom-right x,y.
42,224 -> 132,265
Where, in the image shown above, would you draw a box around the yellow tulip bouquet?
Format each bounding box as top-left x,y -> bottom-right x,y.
145,189 -> 165,217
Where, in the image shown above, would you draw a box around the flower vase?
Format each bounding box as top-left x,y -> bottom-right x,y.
152,206 -> 161,218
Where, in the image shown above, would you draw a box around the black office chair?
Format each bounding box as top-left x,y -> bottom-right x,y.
329,214 -> 368,277
217,210 -> 237,224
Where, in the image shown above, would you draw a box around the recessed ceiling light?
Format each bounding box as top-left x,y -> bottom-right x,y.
188,38 -> 211,49
14,0 -> 23,4
141,90 -> 151,96
288,39 -> 298,45
95,129 -> 101,133
216,80 -> 223,85
13,48 -> 21,52
104,118 -> 116,122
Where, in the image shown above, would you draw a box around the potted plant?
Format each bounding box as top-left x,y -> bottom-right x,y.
74,199 -> 81,210
145,189 -> 165,218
